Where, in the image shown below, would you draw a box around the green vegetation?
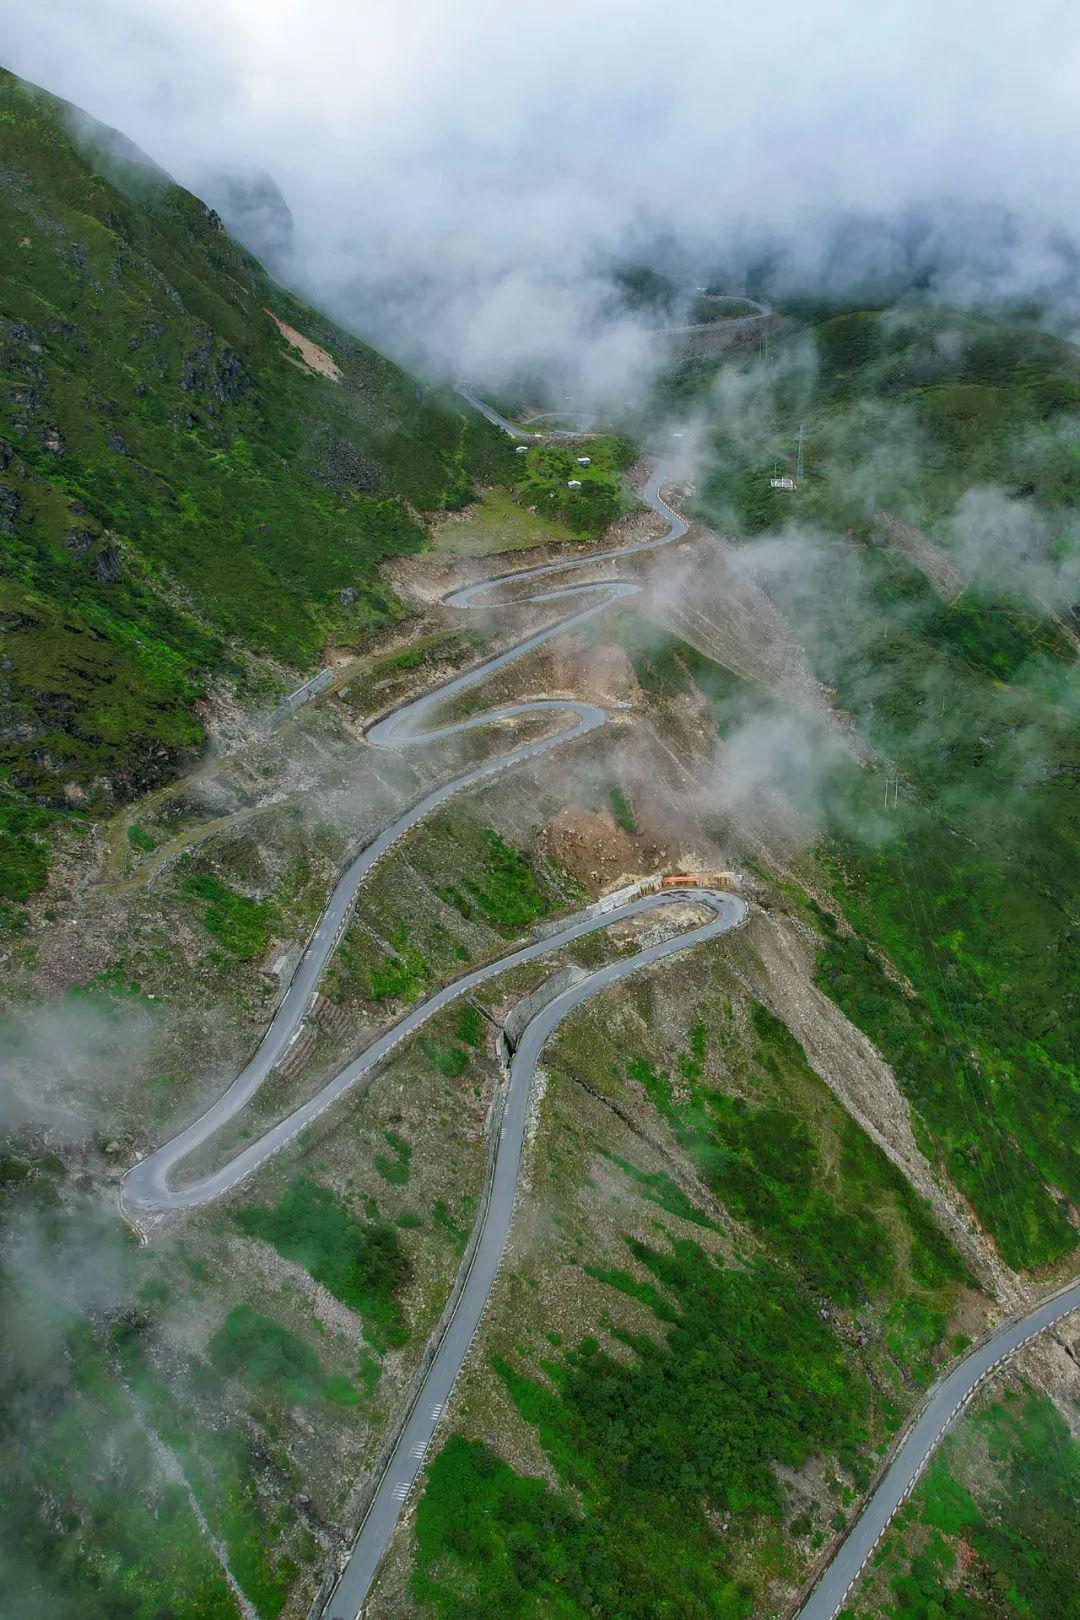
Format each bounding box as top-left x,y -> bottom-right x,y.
847,1389 -> 1080,1619
368,931 -> 430,1003
0,65 -> 514,908
0,1173 -> 305,1618
628,1003 -> 964,1316
362,627 -> 485,683
420,1038 -> 470,1080
374,1130 -> 412,1186
671,298 -> 1080,1271
434,487 -> 576,555
611,264 -> 678,317
0,792 -> 54,926
803,543 -> 1080,1266
210,1303 -> 356,1405
606,782 -> 636,833
235,1178 -> 411,1348
512,434 -> 637,538
816,906 -> 1075,1270
326,817 -> 576,1012
615,611 -> 750,725
413,1248 -> 867,1619
325,921 -> 432,1007
437,826 -> 553,934
603,1154 -> 715,1229
180,867 -> 276,959
455,1003 -> 486,1047
409,988 -> 975,1617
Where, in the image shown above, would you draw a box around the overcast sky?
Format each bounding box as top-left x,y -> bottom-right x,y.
4,1 -> 1080,391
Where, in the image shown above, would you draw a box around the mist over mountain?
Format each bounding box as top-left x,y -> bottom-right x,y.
194,167 -> 296,277
4,0 -> 1080,398
2,13 -> 1080,1620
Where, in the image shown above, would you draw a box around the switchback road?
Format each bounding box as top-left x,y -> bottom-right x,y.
122,380 -> 1077,1620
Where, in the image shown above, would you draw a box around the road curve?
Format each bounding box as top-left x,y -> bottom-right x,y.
120,431 -> 743,1614
121,459 -> 692,1217
120,383 -> 1077,1620
796,1278 -> 1080,1620
657,289 -> 771,337
324,887 -> 745,1620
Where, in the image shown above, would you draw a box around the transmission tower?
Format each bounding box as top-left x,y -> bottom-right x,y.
795,423 -> 805,484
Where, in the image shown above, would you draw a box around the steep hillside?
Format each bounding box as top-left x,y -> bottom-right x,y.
645,304 -> 1080,1272
0,65 -> 513,911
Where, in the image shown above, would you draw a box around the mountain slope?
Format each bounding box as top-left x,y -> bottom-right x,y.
0,65 -> 513,910
654,302 -> 1080,1270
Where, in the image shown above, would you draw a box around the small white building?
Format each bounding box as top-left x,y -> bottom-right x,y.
575,455 -> 591,466
567,479 -> 582,489
770,475 -> 797,490
515,444 -> 529,455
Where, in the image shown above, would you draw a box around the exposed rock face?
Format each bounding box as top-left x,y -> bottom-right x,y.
0,480 -> 20,534
307,427 -> 383,495
179,330 -> 251,404
90,539 -> 123,583
873,507 -> 964,601
63,527 -> 94,559
503,965 -> 589,1049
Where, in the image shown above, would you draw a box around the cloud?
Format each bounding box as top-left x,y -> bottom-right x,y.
701,704 -> 853,843
0,991 -> 158,1135
5,0 -> 1080,392
947,484 -> 1080,611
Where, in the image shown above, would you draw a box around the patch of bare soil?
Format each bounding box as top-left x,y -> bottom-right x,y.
514,631 -> 645,714
263,309 -> 342,381
873,508 -> 964,601
538,804 -> 673,894
384,500 -> 668,611
647,537 -> 828,708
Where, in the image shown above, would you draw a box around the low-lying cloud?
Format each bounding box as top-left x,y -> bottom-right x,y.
948,484 -> 1080,613
5,1 -> 1080,397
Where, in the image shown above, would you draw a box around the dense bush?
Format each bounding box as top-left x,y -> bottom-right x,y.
209,1302 -> 355,1405
236,1178 -> 411,1347
413,1248 -> 867,1619
179,869 -> 276,959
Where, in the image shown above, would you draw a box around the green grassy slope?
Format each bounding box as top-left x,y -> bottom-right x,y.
670,305 -> 1080,1270
843,1384 -> 1080,1619
408,983 -> 973,1620
0,65 -> 513,907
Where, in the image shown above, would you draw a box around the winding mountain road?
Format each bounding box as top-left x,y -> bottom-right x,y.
121,458 -> 698,1220
121,441 -> 751,1616
796,1277 -> 1080,1620
121,386 -> 1078,1620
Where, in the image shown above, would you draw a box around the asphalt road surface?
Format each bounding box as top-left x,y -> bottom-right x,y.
323,888 -> 746,1620
797,1278 -> 1080,1620
122,437 -> 746,1617
122,457 -> 692,1217
121,379 -> 1077,1620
